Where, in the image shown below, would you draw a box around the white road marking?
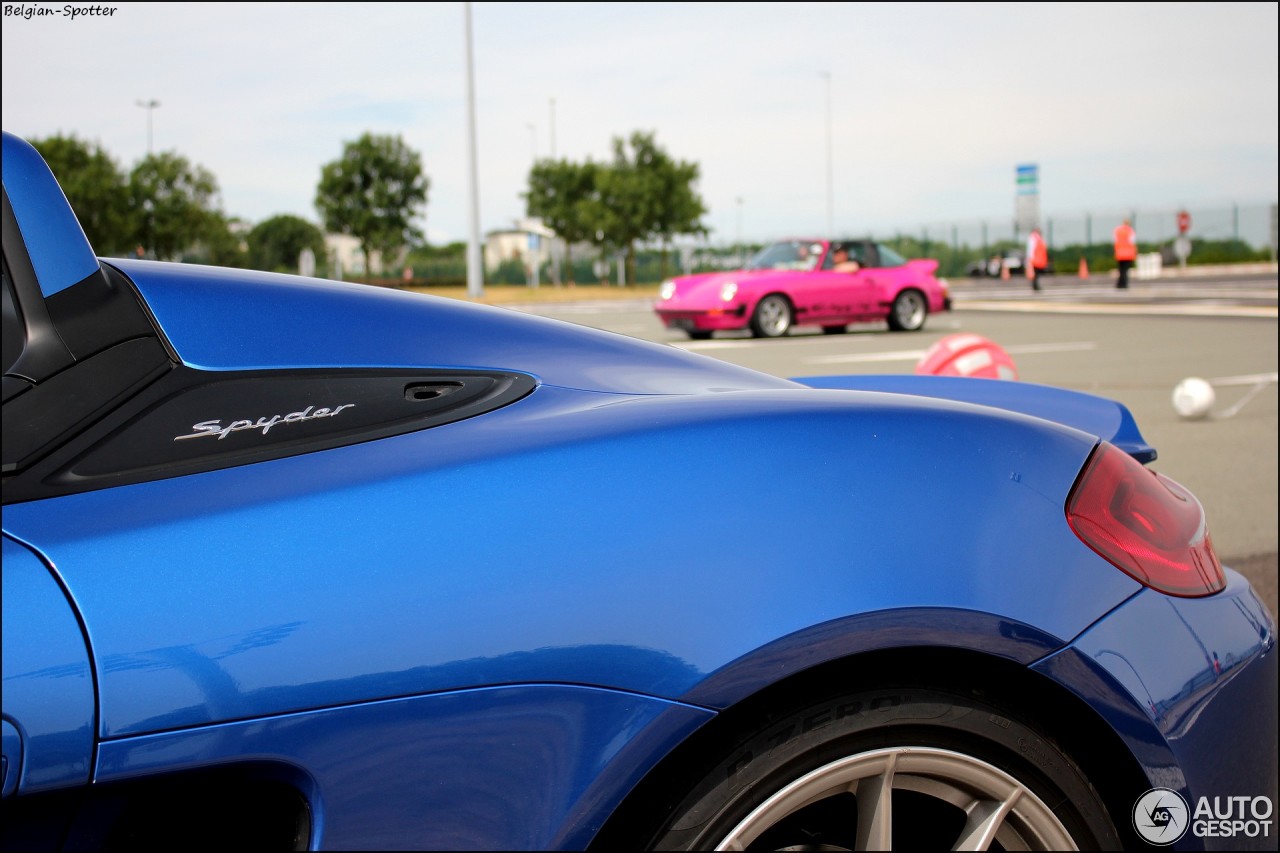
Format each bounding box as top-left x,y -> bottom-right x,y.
1207,372 -> 1279,387
957,301 -> 1277,318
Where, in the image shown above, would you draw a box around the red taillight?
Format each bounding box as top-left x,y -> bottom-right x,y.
1066,442 -> 1224,597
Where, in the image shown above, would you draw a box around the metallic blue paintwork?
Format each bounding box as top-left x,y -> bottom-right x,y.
1,535 -> 96,793
2,384 -> 1142,739
107,258 -> 791,395
1,720 -> 21,798
4,133 -> 1276,847
1,132 -> 100,296
94,684 -> 713,851
1033,569 -> 1277,850
797,373 -> 1157,463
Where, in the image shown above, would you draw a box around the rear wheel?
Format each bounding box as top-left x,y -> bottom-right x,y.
887,289 -> 927,331
749,295 -> 793,338
648,687 -> 1120,851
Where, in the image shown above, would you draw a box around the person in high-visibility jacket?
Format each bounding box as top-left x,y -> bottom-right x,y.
1025,227 -> 1049,292
1114,219 -> 1137,289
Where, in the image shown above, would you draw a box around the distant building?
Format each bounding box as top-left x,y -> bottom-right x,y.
324,233 -> 383,278
484,217 -> 565,275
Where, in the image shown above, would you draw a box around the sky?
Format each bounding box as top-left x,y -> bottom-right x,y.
2,1 -> 1277,246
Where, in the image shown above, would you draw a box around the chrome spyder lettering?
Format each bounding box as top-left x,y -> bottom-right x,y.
175,404 -> 356,441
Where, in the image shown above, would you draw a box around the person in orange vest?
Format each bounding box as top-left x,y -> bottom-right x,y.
1025,227 -> 1048,291
1114,218 -> 1137,289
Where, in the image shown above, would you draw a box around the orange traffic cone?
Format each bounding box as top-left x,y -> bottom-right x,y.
1078,257 -> 1089,279
1000,262 -> 1010,281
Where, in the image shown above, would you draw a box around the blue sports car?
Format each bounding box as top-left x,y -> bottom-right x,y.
2,130 -> 1275,851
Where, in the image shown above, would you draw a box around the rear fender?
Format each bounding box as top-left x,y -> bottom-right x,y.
906,258 -> 940,277
795,375 -> 1156,463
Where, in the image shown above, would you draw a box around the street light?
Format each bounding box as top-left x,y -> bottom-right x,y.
819,71 -> 832,234
736,196 -> 744,266
136,98 -> 160,156
463,1 -> 484,298
549,97 -> 556,159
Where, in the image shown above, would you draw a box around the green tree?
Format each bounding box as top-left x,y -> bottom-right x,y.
30,134 -> 135,255
128,152 -> 222,261
247,214 -> 326,273
632,132 -> 707,279
186,213 -> 250,269
315,133 -> 429,265
593,131 -> 707,285
523,159 -> 600,285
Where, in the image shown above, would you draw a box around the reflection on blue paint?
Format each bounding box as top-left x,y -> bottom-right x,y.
96,684 -> 713,850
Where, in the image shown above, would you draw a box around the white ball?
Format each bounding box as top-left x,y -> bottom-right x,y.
1172,377 -> 1215,420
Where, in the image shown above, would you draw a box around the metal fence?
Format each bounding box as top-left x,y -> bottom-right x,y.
672,202 -> 1277,280
401,202 -> 1276,286
865,202 -> 1277,256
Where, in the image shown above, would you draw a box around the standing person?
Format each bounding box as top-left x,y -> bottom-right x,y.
1025,227 -> 1048,292
1113,218 -> 1137,289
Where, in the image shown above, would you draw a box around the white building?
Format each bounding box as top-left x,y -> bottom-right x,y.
484,217 -> 565,277
323,233 -> 383,278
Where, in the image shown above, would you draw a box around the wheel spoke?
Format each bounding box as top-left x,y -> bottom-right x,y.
853,753 -> 897,851
951,788 -> 1022,851
714,747 -> 1078,852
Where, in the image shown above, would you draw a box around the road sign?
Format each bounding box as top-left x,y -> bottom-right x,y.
1174,235 -> 1192,266
1177,210 -> 1191,234
1015,163 -> 1040,235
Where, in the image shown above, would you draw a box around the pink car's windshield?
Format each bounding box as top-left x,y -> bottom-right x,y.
746,240 -> 826,271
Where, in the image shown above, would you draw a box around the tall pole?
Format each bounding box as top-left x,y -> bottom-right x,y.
463,2 -> 484,298
136,98 -> 160,156
549,97 -> 556,159
736,196 -> 743,266
820,71 -> 832,234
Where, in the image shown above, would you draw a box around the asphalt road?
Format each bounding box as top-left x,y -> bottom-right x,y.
508,272 -> 1279,615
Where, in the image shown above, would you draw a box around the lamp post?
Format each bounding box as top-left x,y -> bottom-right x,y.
135,98 -> 160,156
820,71 -> 832,234
549,97 -> 556,159
736,196 -> 744,266
463,2 -> 484,298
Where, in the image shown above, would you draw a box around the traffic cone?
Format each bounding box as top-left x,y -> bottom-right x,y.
1078,256 -> 1089,279
1000,262 -> 1010,281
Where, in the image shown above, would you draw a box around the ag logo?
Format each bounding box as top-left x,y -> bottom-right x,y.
1133,787 -> 1190,845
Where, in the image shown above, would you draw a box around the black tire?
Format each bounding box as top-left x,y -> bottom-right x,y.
649,687 -> 1120,851
749,294 -> 792,338
821,324 -> 848,335
887,289 -> 927,332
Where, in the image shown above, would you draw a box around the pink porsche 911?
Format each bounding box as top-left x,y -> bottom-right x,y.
654,238 -> 951,339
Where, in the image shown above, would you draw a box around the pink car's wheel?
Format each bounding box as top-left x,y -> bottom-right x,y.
750,295 -> 793,338
888,289 -> 928,332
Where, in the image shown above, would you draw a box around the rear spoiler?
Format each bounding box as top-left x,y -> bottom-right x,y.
794,374 -> 1156,464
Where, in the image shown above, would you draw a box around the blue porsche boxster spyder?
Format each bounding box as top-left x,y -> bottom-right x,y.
2,130 -> 1275,851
